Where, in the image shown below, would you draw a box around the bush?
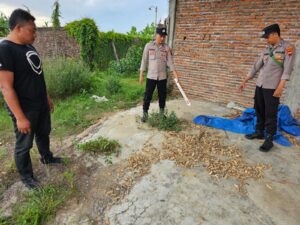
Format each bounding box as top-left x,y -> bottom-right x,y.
78,137 -> 121,155
109,45 -> 144,74
147,111 -> 182,132
105,76 -> 122,95
43,58 -> 91,99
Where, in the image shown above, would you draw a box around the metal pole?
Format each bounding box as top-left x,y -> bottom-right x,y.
155,6 -> 157,26
149,5 -> 158,38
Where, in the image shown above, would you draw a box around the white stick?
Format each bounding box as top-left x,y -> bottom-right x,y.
174,78 -> 191,106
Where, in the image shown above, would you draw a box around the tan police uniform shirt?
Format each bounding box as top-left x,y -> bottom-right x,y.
140,41 -> 175,80
247,39 -> 295,89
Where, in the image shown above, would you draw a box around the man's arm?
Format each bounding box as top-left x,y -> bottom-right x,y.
0,70 -> 31,134
167,48 -> 178,80
273,46 -> 296,97
240,53 -> 264,91
139,44 -> 149,84
47,94 -> 54,113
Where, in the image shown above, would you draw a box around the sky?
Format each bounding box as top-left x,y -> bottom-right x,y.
0,0 -> 168,33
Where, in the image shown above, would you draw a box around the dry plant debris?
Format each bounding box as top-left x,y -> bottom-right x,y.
125,125 -> 270,194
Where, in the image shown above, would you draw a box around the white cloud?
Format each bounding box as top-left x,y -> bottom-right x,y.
0,3 -> 51,27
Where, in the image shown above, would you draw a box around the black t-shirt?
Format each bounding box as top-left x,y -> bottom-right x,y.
0,40 -> 48,112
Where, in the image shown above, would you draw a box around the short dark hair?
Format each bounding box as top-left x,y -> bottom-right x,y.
9,9 -> 35,30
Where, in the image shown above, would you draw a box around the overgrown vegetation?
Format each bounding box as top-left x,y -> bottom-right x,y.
147,111 -> 182,132
65,18 -> 150,71
43,57 -> 91,99
78,137 -> 121,155
65,18 -> 100,69
105,76 -> 122,95
108,45 -> 144,74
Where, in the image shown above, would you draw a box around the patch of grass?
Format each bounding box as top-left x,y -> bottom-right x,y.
0,107 -> 13,142
0,216 -> 12,225
104,155 -> 113,165
43,58 -> 91,99
0,147 -> 7,161
12,185 -> 70,225
78,137 -> 121,155
3,156 -> 16,174
63,170 -> 76,190
147,111 -> 182,132
105,76 -> 122,95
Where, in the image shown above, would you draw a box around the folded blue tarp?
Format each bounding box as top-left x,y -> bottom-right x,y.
193,105 -> 300,147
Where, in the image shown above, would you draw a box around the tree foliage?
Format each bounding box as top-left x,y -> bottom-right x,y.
127,23 -> 156,40
0,12 -> 9,37
51,0 -> 61,28
65,18 -> 100,69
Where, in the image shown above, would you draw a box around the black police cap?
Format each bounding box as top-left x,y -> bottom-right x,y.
261,24 -> 280,38
156,27 -> 167,36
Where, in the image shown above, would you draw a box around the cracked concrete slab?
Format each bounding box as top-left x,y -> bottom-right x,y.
49,99 -> 300,225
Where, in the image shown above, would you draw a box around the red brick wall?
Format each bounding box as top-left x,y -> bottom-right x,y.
173,0 -> 300,117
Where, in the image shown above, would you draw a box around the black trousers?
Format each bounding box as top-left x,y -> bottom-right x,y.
143,78 -> 167,112
8,107 -> 53,180
254,86 -> 280,136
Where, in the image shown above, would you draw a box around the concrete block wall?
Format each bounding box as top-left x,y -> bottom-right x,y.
34,27 -> 80,60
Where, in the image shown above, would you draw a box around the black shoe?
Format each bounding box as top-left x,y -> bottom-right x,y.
22,177 -> 41,190
141,112 -> 148,123
41,156 -> 63,164
259,135 -> 274,152
245,131 -> 264,140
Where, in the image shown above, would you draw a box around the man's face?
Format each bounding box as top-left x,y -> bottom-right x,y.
15,20 -> 37,44
156,34 -> 167,44
266,33 -> 278,45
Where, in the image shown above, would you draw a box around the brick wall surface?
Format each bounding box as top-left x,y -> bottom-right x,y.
34,27 -> 80,60
173,0 -> 300,118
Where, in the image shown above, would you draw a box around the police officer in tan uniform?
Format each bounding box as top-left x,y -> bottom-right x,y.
240,24 -> 295,152
139,26 -> 179,122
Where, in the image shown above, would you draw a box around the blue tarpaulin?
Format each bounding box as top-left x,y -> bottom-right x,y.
193,105 -> 300,147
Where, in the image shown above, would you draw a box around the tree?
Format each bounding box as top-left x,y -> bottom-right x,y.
139,22 -> 156,39
51,0 -> 61,28
127,26 -> 138,36
0,12 -> 9,37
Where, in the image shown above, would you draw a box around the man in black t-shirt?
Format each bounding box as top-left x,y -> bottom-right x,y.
0,9 -> 62,189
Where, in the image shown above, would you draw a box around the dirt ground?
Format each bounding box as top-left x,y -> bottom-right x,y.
1,99 -> 299,225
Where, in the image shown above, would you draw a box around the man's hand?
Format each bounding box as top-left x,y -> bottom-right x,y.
173,71 -> 179,80
17,117 -> 31,134
273,80 -> 286,98
239,76 -> 252,92
239,81 -> 246,92
286,46 -> 294,56
273,87 -> 283,98
48,95 -> 54,113
139,71 -> 144,84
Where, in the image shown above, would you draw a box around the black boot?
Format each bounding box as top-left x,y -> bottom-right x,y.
22,177 -> 41,190
259,134 -> 274,152
245,130 -> 264,140
41,156 -> 63,164
141,111 -> 148,123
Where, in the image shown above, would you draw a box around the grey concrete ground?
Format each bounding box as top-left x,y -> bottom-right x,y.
51,99 -> 300,225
